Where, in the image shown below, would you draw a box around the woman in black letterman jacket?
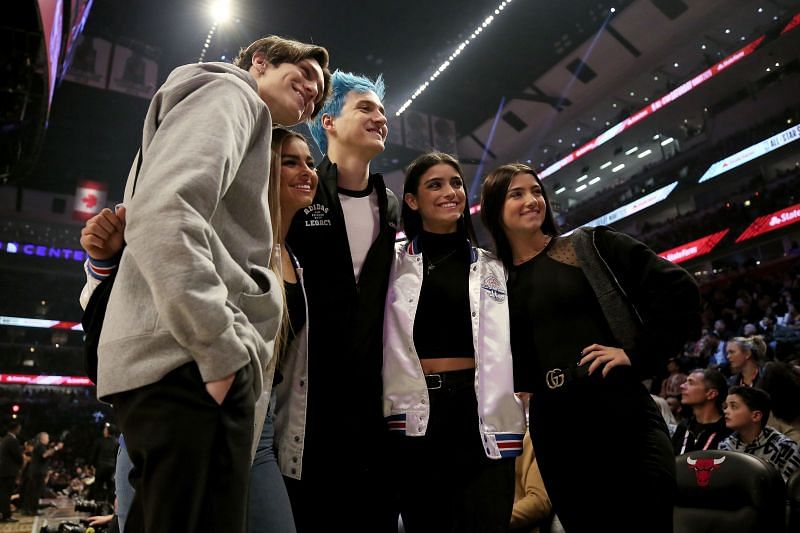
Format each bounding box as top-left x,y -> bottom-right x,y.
383,152 -> 526,533
480,163 -> 700,533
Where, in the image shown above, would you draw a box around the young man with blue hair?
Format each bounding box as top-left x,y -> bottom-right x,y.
280,70 -> 400,532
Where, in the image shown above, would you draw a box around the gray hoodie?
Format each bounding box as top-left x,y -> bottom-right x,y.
97,62 -> 280,401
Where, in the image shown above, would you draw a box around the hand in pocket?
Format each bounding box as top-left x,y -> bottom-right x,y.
205,373 -> 236,405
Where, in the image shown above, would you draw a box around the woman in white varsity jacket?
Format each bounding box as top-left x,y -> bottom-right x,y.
383,152 -> 526,533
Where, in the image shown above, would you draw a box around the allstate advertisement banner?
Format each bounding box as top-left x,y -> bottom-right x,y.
699,124 -> 800,183
658,229 -> 729,264
583,181 -> 678,228
736,203 -> 800,243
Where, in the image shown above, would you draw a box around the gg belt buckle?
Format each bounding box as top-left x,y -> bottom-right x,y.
545,368 -> 566,389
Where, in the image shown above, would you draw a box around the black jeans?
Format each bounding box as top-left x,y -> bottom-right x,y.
114,362 -> 254,533
391,369 -> 515,533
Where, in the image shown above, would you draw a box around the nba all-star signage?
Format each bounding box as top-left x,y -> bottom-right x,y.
73,179 -> 107,221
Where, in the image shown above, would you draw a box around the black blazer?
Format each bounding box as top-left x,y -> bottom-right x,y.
0,433 -> 23,477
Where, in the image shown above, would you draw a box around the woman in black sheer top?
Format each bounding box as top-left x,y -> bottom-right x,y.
480,163 -> 700,533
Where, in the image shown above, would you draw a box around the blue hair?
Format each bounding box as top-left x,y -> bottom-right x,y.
309,70 -> 385,154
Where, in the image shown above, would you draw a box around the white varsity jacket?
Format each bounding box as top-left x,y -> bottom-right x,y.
382,237 -> 526,459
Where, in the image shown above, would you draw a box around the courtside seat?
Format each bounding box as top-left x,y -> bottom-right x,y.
674,450 -> 785,533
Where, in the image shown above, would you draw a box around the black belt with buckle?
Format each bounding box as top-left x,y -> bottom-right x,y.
424,368 -> 475,391
543,364 -> 587,390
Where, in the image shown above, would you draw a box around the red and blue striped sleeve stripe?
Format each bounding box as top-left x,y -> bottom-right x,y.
88,256 -> 119,281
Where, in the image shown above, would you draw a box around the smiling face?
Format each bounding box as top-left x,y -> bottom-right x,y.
253,55 -> 325,126
404,163 -> 466,234
501,172 -> 547,237
323,90 -> 387,157
279,136 -> 318,216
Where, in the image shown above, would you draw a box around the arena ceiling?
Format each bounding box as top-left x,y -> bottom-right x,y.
19,0 -> 800,203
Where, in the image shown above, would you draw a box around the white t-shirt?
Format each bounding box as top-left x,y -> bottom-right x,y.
338,183 -> 380,281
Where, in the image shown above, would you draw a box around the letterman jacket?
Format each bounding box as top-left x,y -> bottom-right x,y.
382,237 -> 526,459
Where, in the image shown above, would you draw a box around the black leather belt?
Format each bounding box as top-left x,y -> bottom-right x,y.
543,364 -> 587,390
424,368 -> 475,391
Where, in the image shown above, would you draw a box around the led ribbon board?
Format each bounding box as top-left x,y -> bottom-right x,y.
698,124 -> 800,183
0,241 -> 86,262
0,374 -> 92,386
736,203 -> 800,243
658,229 -> 729,264
581,181 -> 678,228
0,316 -> 83,331
538,12 -> 800,180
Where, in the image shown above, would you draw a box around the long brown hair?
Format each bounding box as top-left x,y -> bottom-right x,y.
480,163 -> 559,268
268,127 -> 313,361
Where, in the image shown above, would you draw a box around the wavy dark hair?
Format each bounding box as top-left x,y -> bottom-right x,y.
234,36 -> 332,119
401,151 -> 476,244
480,163 -> 559,267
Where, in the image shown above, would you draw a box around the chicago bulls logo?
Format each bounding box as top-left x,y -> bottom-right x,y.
687,456 -> 726,487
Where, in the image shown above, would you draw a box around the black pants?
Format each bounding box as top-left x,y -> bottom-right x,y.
22,474 -> 44,513
391,369 -> 515,533
89,464 -> 115,502
113,362 -> 254,533
0,475 -> 15,518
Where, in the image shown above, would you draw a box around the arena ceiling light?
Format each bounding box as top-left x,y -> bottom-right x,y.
199,0 -> 231,62
396,0 -> 514,116
210,0 -> 231,22
600,161 -> 612,169
589,177 -> 601,185
577,174 -> 588,182
625,146 -> 638,155
575,184 -> 588,192
660,137 -> 674,146
555,186 -> 567,195
612,163 -> 625,172
637,148 -> 652,158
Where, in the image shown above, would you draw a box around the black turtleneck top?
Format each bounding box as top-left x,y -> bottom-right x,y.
412,230 -> 475,359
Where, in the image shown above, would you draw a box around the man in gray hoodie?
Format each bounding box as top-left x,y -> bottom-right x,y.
87,36 -> 331,532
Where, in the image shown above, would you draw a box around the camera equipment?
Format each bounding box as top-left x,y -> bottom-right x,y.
73,498 -> 113,516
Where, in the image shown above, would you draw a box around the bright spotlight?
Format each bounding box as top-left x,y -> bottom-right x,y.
210,0 -> 231,23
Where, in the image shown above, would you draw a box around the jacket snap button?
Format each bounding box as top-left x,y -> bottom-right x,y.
293,456 -> 298,463
294,435 -> 300,442
299,380 -> 305,387
471,312 -> 477,317
291,468 -> 297,475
